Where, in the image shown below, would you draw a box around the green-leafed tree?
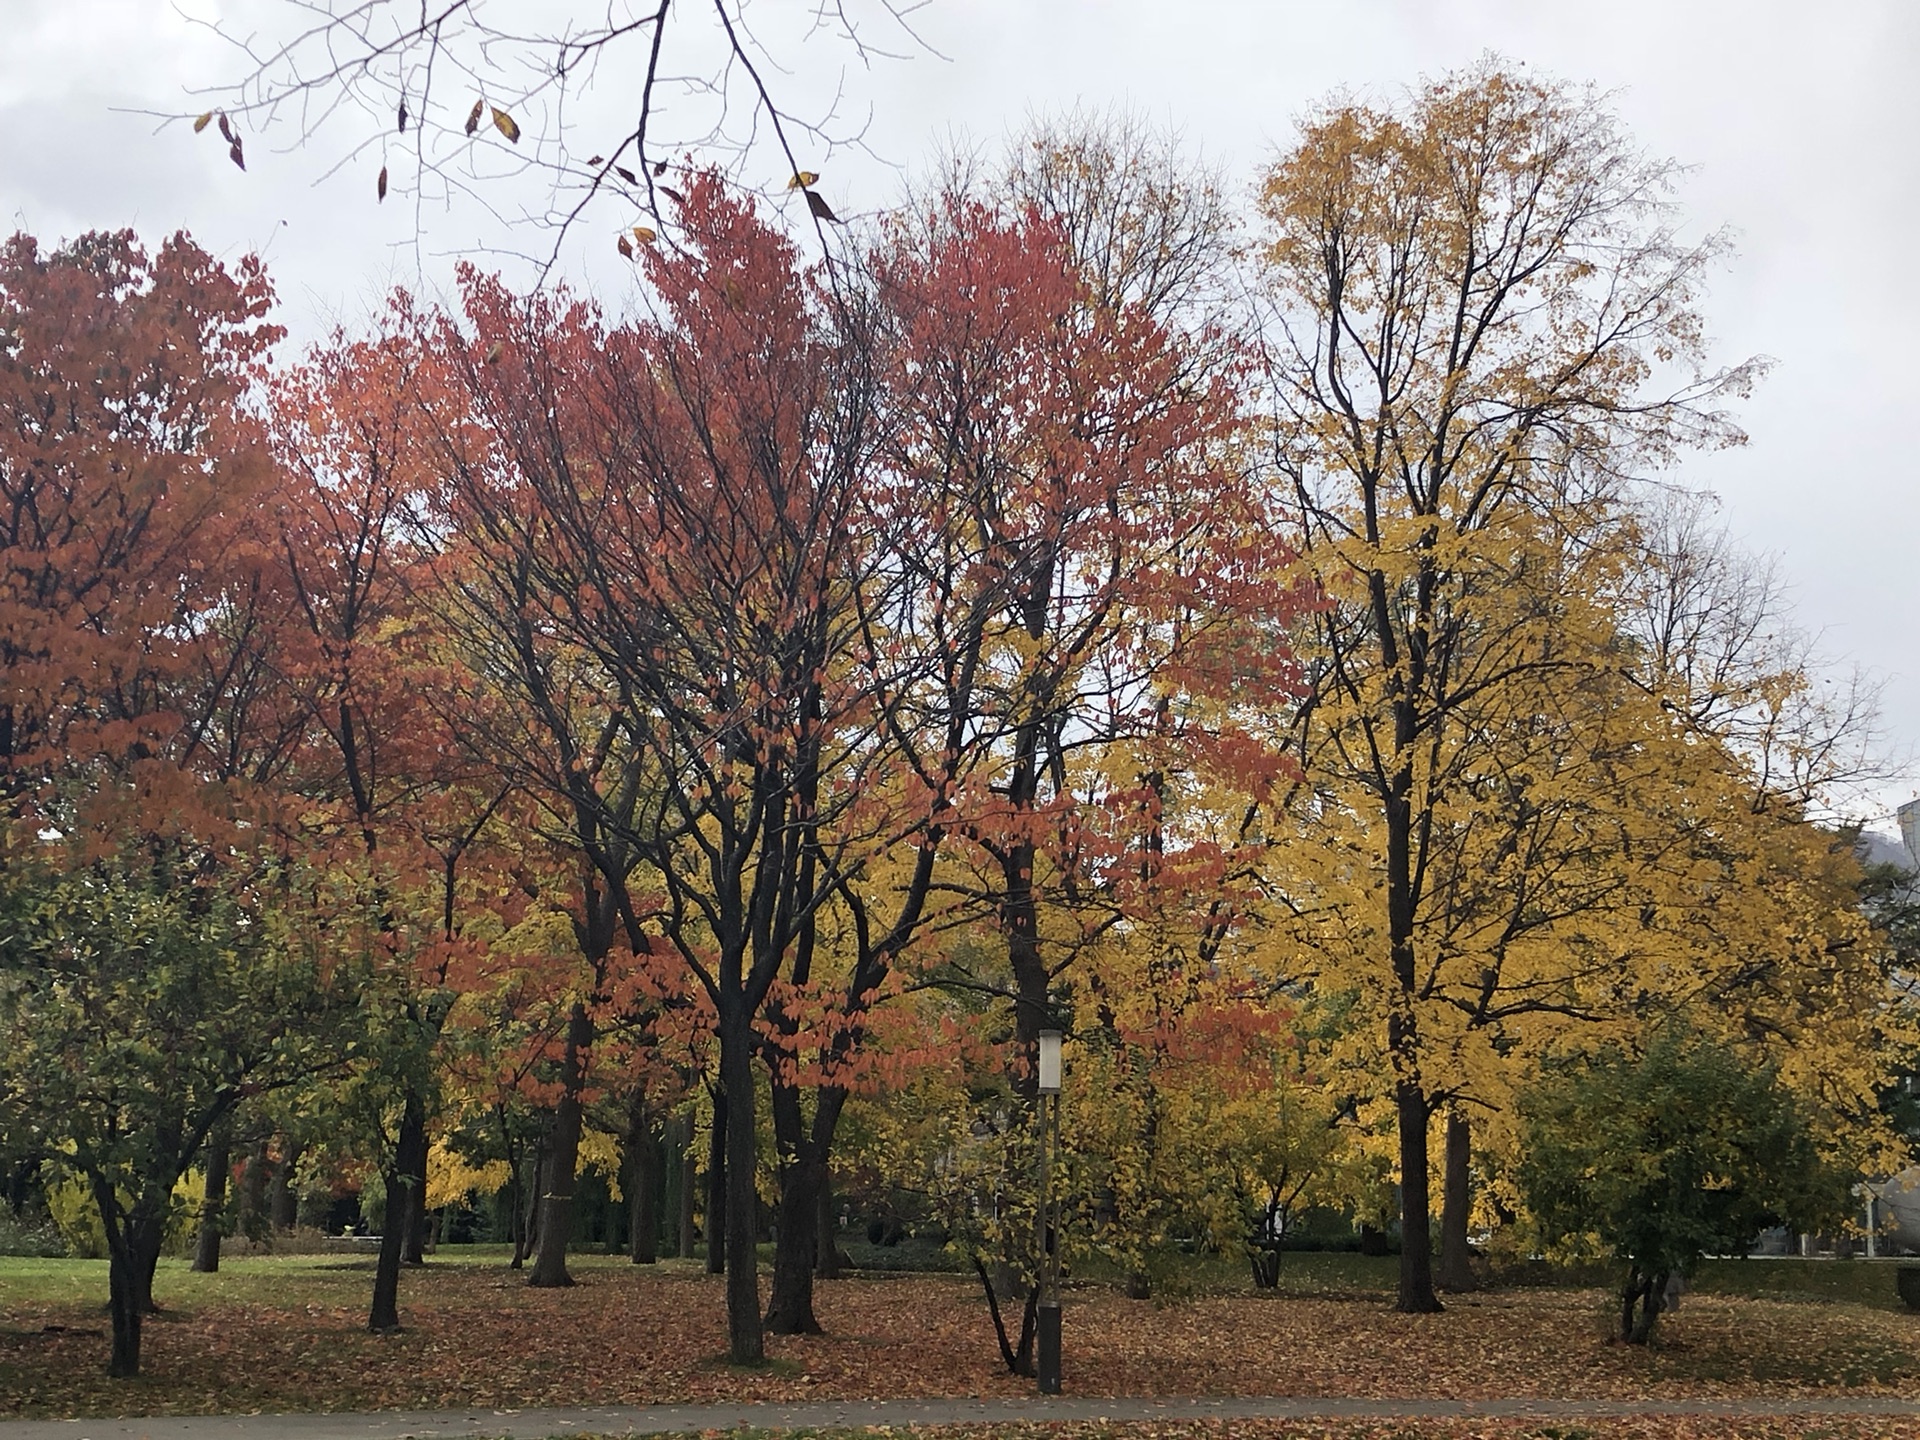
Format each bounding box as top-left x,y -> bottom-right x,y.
0,843 -> 354,1377
1517,1025 -> 1854,1344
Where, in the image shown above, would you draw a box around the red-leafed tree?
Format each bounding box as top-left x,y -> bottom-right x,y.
0,229 -> 284,834
266,320 -> 518,1330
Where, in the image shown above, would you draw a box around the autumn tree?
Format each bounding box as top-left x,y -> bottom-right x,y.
418,173 -> 945,1358
0,229 -> 285,833
1257,63 -> 1758,1312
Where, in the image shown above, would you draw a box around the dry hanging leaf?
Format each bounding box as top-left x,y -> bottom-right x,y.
660,185 -> 686,206
587,154 -> 605,166
804,189 -> 839,223
377,166 -> 388,201
786,171 -> 819,190
632,225 -> 656,245
615,165 -> 637,185
218,113 -> 235,144
616,234 -> 634,259
397,99 -> 408,134
192,112 -> 213,134
491,108 -> 521,143
653,159 -> 668,177
465,98 -> 484,136
228,138 -> 245,171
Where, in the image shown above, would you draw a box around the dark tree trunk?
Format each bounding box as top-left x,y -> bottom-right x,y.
765,1152 -> 825,1331
815,1170 -> 841,1279
627,1095 -> 660,1265
972,1253 -> 1040,1377
530,1002 -> 593,1288
718,1013 -> 763,1363
705,1088 -> 727,1275
192,1125 -> 231,1273
97,1179 -> 166,1378
238,1138 -> 270,1239
766,1078 -> 848,1333
511,1139 -> 544,1269
1394,1079 -> 1442,1313
369,1090 -> 427,1333
404,1173 -> 428,1266
1622,1266 -> 1668,1344
270,1139 -> 302,1232
1437,1108 -> 1476,1293
675,1113 -> 698,1259
106,1220 -> 162,1377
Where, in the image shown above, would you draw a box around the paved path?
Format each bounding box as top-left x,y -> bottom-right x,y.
7,1395 -> 1920,1439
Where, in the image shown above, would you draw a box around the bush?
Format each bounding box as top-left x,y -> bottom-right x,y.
0,1208 -> 67,1257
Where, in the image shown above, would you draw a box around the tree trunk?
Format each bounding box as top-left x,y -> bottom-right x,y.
1437,1108 -> 1476,1293
192,1124 -> 231,1273
705,1088 -> 727,1275
238,1138 -> 270,1240
404,1172 -> 428,1266
815,1170 -> 841,1279
718,1014 -> 763,1363
765,1151 -> 825,1332
511,1139 -> 544,1269
106,1219 -> 163,1377
627,1096 -> 660,1265
369,1090 -> 427,1333
675,1113 -> 698,1259
270,1139 -> 302,1232
1623,1267 -> 1668,1344
530,1002 -> 592,1288
766,1077 -> 845,1333
1394,1079 -> 1442,1313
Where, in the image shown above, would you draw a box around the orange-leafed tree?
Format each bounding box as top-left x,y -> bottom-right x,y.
267,319 -> 521,1329
0,229 -> 284,835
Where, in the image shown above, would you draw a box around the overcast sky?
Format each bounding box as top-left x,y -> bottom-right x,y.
4,0 -> 1916,825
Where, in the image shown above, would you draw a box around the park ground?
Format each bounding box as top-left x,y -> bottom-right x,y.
6,1249 -> 1920,1437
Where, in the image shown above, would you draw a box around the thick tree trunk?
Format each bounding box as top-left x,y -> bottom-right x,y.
718,1016 -> 764,1363
766,1078 -> 847,1333
107,1221 -> 163,1377
705,1089 -> 728,1275
1394,1080 -> 1442,1313
192,1125 -> 231,1273
530,1002 -> 593,1288
765,1152 -> 825,1332
95,1170 -> 168,1378
1437,1109 -> 1476,1293
815,1171 -> 841,1279
404,1174 -> 428,1266
369,1090 -> 427,1333
627,1098 -> 660,1265
675,1113 -> 698,1259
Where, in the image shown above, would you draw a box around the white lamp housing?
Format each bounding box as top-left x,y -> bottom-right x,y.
1037,1030 -> 1063,1094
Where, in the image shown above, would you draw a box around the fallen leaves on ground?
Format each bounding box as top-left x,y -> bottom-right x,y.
4,1257 -> 1919,1420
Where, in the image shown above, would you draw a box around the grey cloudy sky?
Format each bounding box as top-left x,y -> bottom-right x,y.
3,0 -> 1915,822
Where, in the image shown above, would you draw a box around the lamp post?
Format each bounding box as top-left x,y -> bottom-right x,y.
1036,1028 -> 1062,1395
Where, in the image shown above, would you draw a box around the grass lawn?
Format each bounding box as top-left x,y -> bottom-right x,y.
3,1248 -> 1919,1421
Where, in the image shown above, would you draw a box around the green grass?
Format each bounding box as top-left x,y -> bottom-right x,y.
0,1245 -> 710,1313
1691,1255 -> 1918,1311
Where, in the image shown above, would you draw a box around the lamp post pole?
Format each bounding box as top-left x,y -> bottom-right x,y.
1036,1029 -> 1062,1395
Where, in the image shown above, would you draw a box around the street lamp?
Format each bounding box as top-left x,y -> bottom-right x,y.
1036,1028 -> 1062,1395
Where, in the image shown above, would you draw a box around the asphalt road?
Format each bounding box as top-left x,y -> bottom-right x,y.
7,1394 -> 1920,1439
